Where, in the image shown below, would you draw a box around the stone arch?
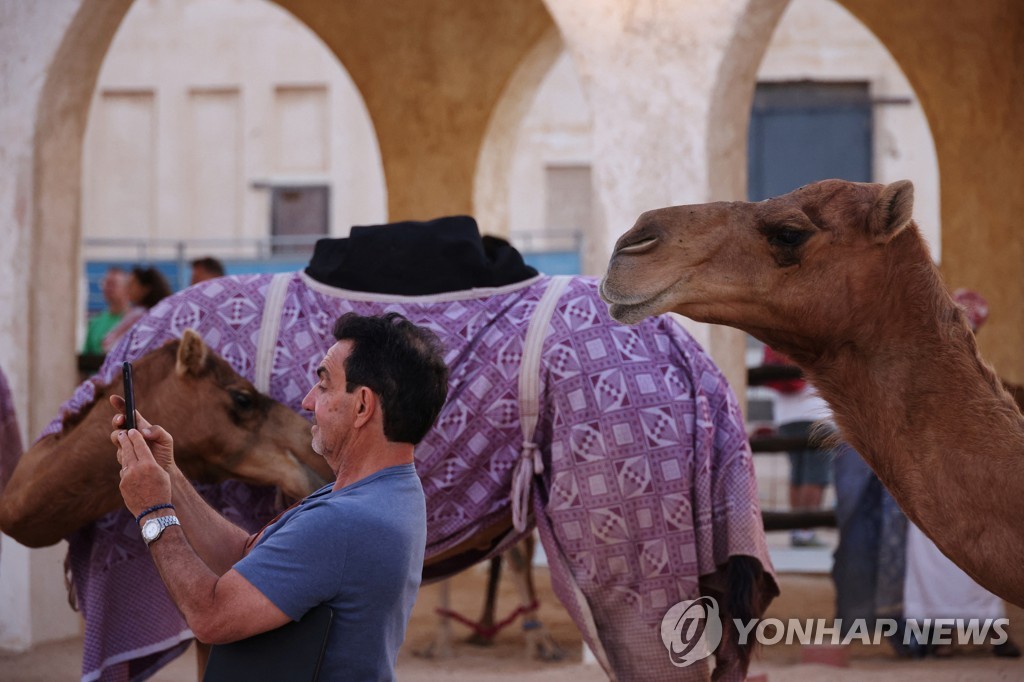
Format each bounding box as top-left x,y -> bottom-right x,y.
473,25 -> 564,237
29,0 -> 134,436
274,0 -> 555,222
80,0 -> 387,251
706,0 -> 790,202
27,0 -> 558,437
834,0 -> 1024,381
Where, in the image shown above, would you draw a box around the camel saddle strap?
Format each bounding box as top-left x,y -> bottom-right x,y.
254,273 -> 292,393
511,275 -> 570,533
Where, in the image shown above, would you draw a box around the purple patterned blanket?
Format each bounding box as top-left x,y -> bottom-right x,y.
44,272 -> 774,681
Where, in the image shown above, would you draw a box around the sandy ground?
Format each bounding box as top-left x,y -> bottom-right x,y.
1,562 -> 1022,681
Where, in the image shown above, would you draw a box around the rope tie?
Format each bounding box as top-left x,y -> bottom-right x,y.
512,442 -> 544,533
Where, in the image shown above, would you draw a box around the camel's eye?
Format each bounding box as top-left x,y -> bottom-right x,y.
230,390 -> 255,411
768,228 -> 810,248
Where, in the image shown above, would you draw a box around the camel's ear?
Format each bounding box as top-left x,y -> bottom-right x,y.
176,328 -> 208,377
869,180 -> 914,243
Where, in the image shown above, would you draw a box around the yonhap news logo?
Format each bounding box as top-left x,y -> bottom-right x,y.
659,596 -> 723,667
660,596 -> 1011,666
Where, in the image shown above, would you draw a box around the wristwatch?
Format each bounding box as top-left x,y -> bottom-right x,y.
141,515 -> 181,546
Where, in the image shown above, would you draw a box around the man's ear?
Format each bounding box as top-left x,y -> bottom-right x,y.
353,386 -> 376,428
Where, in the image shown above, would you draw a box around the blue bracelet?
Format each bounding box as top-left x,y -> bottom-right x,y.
136,503 -> 175,525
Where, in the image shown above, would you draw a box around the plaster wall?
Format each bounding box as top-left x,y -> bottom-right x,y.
512,0 -> 936,387
82,0 -> 386,258
506,51 -> 592,246
277,0 -> 553,222
535,0 -> 780,394
757,0 -> 941,260
0,0 -> 107,650
840,0 -> 1024,381
508,0 -> 939,264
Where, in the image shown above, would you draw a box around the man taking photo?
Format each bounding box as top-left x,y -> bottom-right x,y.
110,312 -> 449,680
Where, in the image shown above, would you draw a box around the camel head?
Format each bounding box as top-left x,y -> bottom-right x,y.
153,329 -> 333,497
0,330 -> 332,548
601,179 -> 920,359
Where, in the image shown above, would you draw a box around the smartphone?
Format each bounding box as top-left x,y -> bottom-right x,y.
122,361 -> 136,431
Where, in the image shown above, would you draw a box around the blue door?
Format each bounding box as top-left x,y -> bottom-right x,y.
748,82 -> 872,201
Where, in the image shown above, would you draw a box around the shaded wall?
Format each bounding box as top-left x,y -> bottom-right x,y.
840,0 -> 1024,382
276,0 -> 554,221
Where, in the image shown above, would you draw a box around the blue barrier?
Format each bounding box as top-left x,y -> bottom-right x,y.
84,251 -> 581,315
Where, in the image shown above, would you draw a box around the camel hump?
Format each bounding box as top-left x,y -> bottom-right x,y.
869,179 -> 915,243
175,328 -> 209,377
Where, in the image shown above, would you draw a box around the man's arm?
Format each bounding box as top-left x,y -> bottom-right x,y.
166,464 -> 250,575
144,516 -> 291,643
111,397 -> 250,573
116,428 -> 291,643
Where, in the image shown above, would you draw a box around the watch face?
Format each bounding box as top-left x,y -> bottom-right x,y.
142,519 -> 161,542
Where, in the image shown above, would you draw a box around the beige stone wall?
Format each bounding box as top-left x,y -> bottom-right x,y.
279,0 -> 554,221
0,0 -> 131,651
840,0 -> 1024,382
757,0 -> 941,259
505,0 -> 940,261
82,0 -> 387,258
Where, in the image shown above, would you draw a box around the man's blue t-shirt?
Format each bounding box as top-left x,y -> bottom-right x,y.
234,463 -> 426,681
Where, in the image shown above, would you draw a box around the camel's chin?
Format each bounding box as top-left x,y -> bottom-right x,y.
608,302 -> 654,325
602,275 -> 682,325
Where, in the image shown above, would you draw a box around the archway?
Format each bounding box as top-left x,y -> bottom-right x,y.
78,0 -> 387,342
837,0 -> 1024,381
16,0 -> 559,650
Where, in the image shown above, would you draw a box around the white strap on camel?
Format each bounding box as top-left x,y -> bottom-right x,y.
254,273 -> 292,394
512,275 -> 570,533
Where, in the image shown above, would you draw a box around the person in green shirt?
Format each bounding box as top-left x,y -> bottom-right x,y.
82,267 -> 130,356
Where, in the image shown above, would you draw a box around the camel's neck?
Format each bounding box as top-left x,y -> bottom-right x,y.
52,381 -> 127,491
0,378 -> 125,545
794,232 -> 1024,553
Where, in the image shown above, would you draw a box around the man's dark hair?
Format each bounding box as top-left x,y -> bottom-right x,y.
332,312 -> 449,445
131,267 -> 173,308
191,257 -> 226,277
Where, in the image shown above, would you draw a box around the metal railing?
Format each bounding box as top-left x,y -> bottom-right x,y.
81,231 -> 585,311
748,364 -> 837,530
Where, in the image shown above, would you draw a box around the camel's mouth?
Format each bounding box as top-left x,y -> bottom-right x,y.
613,234 -> 659,256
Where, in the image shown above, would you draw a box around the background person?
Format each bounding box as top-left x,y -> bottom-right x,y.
111,312 -> 449,680
82,267 -> 130,356
102,266 -> 173,352
831,442 -> 907,643
190,256 -> 225,285
763,345 -> 832,547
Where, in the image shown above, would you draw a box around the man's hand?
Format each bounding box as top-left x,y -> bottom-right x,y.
112,425 -> 173,518
110,395 -> 176,473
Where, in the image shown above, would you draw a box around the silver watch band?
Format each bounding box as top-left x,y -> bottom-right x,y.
143,515 -> 181,546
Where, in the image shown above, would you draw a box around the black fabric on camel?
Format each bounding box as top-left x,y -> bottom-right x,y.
304,215 -> 538,295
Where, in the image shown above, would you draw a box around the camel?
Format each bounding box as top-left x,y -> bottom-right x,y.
601,178 -> 1024,607
14,219 -> 777,681
0,330 -> 331,547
